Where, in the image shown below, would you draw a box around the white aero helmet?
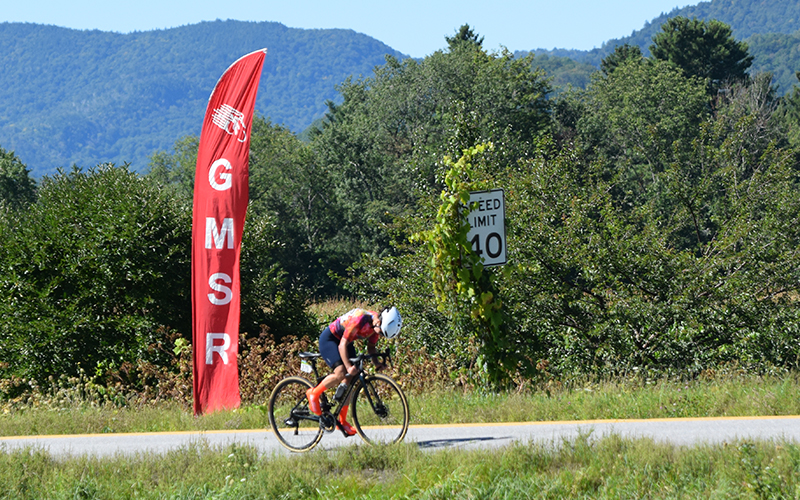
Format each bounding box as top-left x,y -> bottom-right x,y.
379,306 -> 402,339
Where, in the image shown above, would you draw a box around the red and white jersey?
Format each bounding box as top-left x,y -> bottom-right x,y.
328,308 -> 380,344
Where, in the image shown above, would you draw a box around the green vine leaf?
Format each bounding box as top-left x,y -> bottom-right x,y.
413,142 -> 519,385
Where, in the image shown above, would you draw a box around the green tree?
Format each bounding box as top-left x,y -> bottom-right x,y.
0,164 -> 192,381
248,116 -> 340,295
0,147 -> 36,210
600,44 -> 643,76
527,39 -> 800,377
314,27 -> 551,273
507,121 -> 800,377
445,24 -> 484,50
650,17 -> 753,91
238,211 -> 316,341
776,72 -> 800,147
146,135 -> 199,200
0,162 -> 313,382
578,57 -> 710,209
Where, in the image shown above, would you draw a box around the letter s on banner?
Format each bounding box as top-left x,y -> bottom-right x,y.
191,49 -> 267,416
207,273 -> 232,305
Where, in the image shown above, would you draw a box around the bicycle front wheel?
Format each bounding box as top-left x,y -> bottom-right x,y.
268,376 -> 323,452
351,374 -> 409,445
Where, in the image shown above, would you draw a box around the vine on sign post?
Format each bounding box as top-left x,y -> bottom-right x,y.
415,143 -> 515,385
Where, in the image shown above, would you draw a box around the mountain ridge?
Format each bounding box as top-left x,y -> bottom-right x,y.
524,0 -> 800,94
0,20 -> 406,176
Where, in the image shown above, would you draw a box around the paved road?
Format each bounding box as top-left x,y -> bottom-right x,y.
1,416 -> 799,457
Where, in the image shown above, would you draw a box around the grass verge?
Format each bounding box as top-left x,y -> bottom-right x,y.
1,373 -> 799,436
2,435 -> 799,498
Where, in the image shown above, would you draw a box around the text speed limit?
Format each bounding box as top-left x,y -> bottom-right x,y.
466,189 -> 506,267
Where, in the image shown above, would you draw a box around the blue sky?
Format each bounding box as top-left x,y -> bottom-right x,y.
5,0 -> 695,58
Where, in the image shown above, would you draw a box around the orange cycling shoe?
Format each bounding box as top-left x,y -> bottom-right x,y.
306,386 -> 324,416
339,405 -> 357,436
339,420 -> 357,437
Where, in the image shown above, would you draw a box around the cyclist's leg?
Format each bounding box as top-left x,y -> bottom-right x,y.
307,328 -> 349,414
318,329 -> 355,388
338,404 -> 357,436
335,343 -> 358,435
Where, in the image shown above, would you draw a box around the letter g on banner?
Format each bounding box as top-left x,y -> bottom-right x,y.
209,158 -> 233,191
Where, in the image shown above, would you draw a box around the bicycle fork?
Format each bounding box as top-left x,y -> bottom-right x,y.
358,377 -> 388,418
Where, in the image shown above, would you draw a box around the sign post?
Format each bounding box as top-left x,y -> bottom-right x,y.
466,188 -> 506,267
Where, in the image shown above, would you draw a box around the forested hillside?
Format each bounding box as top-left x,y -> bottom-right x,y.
529,0 -> 800,93
0,21 -> 405,176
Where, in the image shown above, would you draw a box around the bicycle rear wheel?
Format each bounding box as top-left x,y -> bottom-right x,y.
351,374 -> 409,445
268,376 -> 323,452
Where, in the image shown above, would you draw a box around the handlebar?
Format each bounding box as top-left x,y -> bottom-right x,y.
297,350 -> 392,378
349,350 -> 392,368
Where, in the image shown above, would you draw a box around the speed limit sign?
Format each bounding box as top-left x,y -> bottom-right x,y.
466,189 -> 506,267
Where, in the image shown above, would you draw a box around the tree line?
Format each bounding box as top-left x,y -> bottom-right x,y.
532,0 -> 800,95
2,18 -> 800,390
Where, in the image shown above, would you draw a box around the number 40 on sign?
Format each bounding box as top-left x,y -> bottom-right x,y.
465,189 -> 507,267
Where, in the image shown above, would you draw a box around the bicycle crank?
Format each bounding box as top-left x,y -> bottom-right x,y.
319,413 -> 336,432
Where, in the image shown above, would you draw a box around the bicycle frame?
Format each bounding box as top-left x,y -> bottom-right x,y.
269,349 -> 408,451
299,350 -> 391,435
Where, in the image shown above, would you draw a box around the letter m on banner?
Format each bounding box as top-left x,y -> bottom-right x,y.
192,49 -> 266,415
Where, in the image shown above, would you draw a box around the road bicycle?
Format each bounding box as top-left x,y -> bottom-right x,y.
268,350 -> 409,452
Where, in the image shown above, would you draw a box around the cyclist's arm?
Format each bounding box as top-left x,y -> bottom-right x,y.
339,336 -> 358,377
367,342 -> 386,371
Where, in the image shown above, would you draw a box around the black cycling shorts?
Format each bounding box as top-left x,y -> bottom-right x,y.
319,326 -> 355,369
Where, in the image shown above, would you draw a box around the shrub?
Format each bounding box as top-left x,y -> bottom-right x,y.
0,164 -> 316,385
0,164 -> 192,382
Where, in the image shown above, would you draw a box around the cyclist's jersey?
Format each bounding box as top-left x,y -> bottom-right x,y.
329,308 -> 380,345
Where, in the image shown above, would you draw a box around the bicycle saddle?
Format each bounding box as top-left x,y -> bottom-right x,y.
298,352 -> 322,359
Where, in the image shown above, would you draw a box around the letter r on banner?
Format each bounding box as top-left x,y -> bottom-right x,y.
206,333 -> 231,364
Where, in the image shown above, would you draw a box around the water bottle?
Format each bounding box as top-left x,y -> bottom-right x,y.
333,382 -> 347,401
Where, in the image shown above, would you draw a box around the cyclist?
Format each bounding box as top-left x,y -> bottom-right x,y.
306,306 -> 402,436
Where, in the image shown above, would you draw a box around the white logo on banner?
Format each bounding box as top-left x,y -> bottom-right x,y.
212,104 -> 247,142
